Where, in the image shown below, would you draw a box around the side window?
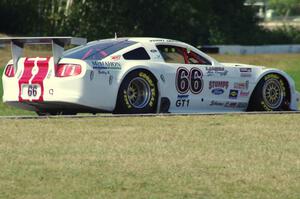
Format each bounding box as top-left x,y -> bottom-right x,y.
187,50 -> 211,65
157,45 -> 186,64
123,47 -> 150,60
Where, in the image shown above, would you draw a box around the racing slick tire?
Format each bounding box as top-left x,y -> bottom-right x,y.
114,70 -> 158,114
247,73 -> 290,111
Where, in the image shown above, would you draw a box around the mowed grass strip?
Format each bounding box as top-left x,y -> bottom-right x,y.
0,115 -> 299,198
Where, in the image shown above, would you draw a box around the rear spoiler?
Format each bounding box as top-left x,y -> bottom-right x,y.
0,37 -> 87,67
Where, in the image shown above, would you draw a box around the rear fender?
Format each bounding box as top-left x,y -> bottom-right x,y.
114,64 -> 163,112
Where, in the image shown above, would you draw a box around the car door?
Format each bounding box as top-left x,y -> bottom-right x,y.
156,44 -> 210,113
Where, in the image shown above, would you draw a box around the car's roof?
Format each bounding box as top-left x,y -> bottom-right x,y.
128,37 -> 180,43
87,37 -> 184,46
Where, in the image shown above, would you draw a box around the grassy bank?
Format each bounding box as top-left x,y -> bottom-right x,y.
0,114 -> 299,198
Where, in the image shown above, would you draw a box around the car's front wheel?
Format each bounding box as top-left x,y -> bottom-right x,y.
115,70 -> 158,114
248,73 -> 290,111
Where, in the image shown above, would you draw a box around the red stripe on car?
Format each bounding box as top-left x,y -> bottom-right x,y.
18,58 -> 35,102
18,57 -> 50,102
31,58 -> 50,102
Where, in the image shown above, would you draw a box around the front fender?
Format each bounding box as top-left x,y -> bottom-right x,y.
254,68 -> 298,110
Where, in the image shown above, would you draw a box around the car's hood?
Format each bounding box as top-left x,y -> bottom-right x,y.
221,62 -> 266,70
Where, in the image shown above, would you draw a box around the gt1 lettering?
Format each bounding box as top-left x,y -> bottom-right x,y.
176,67 -> 203,94
176,99 -> 190,107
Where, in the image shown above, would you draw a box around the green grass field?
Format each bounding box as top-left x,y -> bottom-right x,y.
0,49 -> 300,198
0,115 -> 299,198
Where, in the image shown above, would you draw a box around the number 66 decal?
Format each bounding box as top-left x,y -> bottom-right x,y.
176,67 -> 203,94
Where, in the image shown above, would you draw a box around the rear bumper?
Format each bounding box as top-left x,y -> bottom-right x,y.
2,75 -> 115,113
2,57 -> 118,113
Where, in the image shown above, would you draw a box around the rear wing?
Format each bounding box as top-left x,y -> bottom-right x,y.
0,37 -> 87,67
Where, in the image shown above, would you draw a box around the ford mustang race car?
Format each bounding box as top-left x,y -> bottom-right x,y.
1,37 -> 299,115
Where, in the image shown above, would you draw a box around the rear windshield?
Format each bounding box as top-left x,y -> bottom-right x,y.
63,39 -> 136,60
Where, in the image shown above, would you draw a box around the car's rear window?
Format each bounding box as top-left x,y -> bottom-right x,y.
63,39 -> 137,60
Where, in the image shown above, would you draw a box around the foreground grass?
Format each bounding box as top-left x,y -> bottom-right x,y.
0,114 -> 299,198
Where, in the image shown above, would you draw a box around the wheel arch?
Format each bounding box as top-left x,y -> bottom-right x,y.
247,69 -> 293,110
113,65 -> 161,112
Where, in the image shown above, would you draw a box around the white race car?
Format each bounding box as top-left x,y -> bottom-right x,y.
1,37 -> 299,115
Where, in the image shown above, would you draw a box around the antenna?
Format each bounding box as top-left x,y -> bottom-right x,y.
115,32 -> 117,39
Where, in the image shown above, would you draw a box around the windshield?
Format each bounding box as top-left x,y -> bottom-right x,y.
63,39 -> 137,60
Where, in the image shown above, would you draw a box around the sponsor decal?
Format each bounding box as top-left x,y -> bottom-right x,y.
177,94 -> 189,99
240,68 -> 252,72
98,71 -> 110,75
224,102 -> 248,108
234,80 -> 249,90
209,81 -> 229,89
210,100 -> 224,106
211,88 -> 225,95
206,67 -> 228,76
240,68 -> 252,77
150,39 -> 165,42
229,89 -> 239,99
206,67 -> 224,72
176,94 -> 190,107
239,91 -> 250,97
210,100 -> 248,109
224,102 -> 237,108
92,61 -> 121,70
111,55 -> 121,61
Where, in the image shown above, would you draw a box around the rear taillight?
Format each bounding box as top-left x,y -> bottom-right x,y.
55,64 -> 81,77
4,64 -> 15,77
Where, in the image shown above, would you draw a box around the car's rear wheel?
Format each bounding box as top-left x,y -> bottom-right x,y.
115,70 -> 158,114
248,73 -> 290,111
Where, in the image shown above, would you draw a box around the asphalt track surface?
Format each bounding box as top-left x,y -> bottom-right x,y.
0,111 -> 300,120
